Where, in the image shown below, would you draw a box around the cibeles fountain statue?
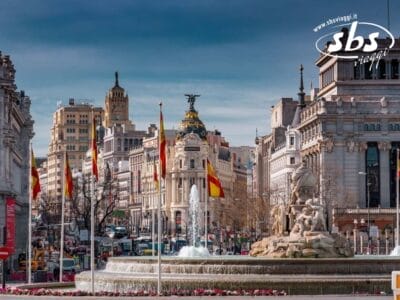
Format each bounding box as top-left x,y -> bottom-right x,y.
250,161 -> 354,258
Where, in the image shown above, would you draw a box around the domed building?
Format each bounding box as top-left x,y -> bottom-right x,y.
170,95 -> 210,237
129,95 -> 239,243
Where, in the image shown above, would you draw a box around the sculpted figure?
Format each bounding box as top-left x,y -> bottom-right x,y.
270,205 -> 285,236
305,199 -> 327,232
290,160 -> 316,205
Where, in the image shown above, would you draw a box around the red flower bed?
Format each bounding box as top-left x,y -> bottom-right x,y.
0,287 -> 287,297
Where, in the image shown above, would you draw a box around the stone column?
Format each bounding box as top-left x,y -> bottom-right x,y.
378,142 -> 390,208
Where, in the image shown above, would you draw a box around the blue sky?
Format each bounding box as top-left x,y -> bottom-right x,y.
0,0 -> 399,156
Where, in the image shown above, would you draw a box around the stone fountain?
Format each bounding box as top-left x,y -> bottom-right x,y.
250,161 -> 353,258
177,185 -> 209,257
75,163 -> 399,294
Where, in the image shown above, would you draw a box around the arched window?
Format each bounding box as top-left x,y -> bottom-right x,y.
366,142 -> 380,207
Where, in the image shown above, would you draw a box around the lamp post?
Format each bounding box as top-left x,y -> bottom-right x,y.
107,230 -> 115,257
358,171 -> 371,255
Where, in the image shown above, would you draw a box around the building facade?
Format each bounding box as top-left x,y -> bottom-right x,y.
0,52 -> 34,267
254,39 -> 400,239
47,100 -> 103,218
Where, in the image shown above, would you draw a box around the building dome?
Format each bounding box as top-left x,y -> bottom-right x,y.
176,95 -> 207,140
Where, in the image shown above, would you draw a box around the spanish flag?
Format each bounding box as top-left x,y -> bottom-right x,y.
159,104 -> 166,179
91,116 -> 98,181
64,153 -> 73,199
31,149 -> 41,200
153,159 -> 159,192
207,159 -> 224,198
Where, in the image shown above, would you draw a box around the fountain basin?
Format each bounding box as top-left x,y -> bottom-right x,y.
75,256 -> 400,294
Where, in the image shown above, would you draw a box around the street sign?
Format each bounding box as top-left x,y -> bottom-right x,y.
0,247 -> 10,260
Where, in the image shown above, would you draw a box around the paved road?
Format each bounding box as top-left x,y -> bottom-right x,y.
0,296 -> 392,299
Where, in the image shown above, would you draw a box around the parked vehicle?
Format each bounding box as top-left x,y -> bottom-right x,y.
114,226 -> 127,238
48,258 -> 81,279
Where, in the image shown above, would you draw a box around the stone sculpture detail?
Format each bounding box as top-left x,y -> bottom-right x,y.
250,162 -> 353,258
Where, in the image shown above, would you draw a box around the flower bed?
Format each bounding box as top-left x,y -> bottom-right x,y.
0,287 -> 286,297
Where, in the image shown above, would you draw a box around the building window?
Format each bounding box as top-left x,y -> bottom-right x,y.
353,64 -> 360,79
391,59 -> 399,79
175,211 -> 182,234
378,60 -> 386,79
202,159 -> 206,169
290,136 -> 294,146
290,157 -> 295,165
390,143 -> 400,206
364,62 -> 372,79
365,142 -> 380,208
189,177 -> 195,186
190,159 -> 195,169
178,178 -> 182,188
203,178 -> 206,188
364,123 -> 381,131
179,160 -> 182,169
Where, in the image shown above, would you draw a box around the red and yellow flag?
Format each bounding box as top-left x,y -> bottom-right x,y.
31,149 -> 41,200
64,152 -> 73,199
153,159 -> 159,192
159,105 -> 166,179
91,116 -> 98,181
207,159 -> 224,198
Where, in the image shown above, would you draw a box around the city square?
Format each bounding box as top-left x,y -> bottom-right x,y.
1,0 -> 400,298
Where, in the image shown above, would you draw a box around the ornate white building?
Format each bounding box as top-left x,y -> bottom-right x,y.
129,96 -> 235,238
0,52 -> 34,266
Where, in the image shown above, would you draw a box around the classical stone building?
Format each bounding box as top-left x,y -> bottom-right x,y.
255,38 -> 400,240
301,39 -> 400,234
0,52 -> 34,266
46,100 -> 103,218
128,96 -> 236,239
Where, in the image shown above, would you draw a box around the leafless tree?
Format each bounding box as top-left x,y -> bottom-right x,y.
69,172 -> 116,236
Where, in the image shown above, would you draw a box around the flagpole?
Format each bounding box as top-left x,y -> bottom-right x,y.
157,102 -> 163,296
152,156 -> 155,257
396,148 -> 399,248
59,151 -> 66,282
90,111 -> 96,294
152,193 -> 155,257
205,164 -> 208,250
90,174 -> 95,293
28,144 -> 32,284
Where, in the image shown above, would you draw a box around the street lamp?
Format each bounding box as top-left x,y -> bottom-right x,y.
107,230 -> 115,257
358,171 -> 371,254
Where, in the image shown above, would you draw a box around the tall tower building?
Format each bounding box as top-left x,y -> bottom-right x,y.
47,100 -> 103,211
104,72 -> 132,129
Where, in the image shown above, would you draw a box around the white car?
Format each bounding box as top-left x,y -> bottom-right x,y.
48,258 -> 80,276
